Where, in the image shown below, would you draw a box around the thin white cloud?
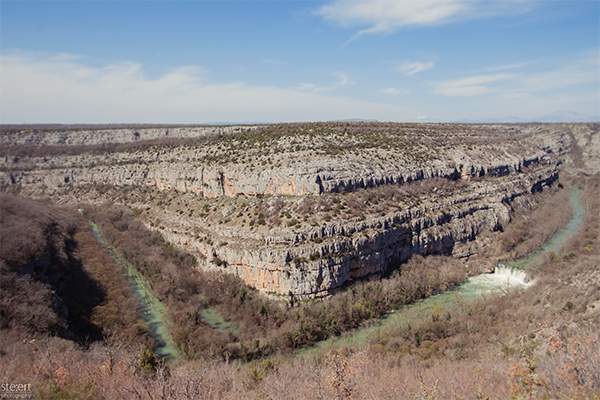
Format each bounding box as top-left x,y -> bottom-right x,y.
299,83 -> 318,90
433,49 -> 599,98
262,59 -> 285,65
0,53 -> 404,123
316,0 -> 532,41
434,73 -> 515,96
480,61 -> 533,72
395,61 -> 434,76
298,71 -> 353,92
521,49 -> 600,92
333,71 -> 350,86
381,87 -> 410,95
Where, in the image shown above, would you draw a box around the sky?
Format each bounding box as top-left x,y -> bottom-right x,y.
1,0 -> 599,124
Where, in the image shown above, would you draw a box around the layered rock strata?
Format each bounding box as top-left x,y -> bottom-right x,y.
1,124 -> 569,198
155,162 -> 558,298
0,125 -> 257,147
1,122 -> 586,297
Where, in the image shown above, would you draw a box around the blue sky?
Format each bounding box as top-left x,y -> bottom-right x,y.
1,0 -> 598,123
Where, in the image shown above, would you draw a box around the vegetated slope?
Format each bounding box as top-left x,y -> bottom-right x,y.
2,122 -> 585,298
0,122 -> 598,399
0,194 -> 152,347
38,176 -> 575,362
0,173 -> 597,399
81,203 -> 473,360
0,122 -> 567,197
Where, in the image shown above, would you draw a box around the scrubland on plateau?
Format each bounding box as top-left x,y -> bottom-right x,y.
0,122 -> 599,399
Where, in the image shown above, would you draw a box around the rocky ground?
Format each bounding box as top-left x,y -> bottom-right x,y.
1,122 -> 597,298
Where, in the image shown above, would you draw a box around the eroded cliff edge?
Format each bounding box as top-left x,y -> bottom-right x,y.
2,122 -> 595,298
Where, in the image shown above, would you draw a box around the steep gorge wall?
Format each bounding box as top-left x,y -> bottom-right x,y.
2,143 -> 557,199
0,123 -> 581,297
156,163 -> 559,298
1,122 -> 572,198
0,125 -> 257,147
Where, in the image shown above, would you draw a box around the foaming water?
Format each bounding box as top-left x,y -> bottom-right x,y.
473,265 -> 532,288
405,188 -> 582,305
301,266 -> 538,355
410,266 -> 535,308
463,265 -> 534,299
299,188 -> 584,355
461,186 -> 582,298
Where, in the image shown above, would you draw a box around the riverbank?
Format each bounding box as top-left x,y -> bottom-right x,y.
299,184 -> 585,356
88,220 -> 181,361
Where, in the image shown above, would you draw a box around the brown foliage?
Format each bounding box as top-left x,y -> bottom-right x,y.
0,193 -> 77,270
498,185 -> 573,259
1,193 -> 151,346
72,227 -> 153,347
0,174 -> 598,399
83,201 -> 469,360
0,268 -> 62,333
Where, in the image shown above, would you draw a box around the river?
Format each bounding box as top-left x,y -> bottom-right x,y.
300,186 -> 585,353
85,187 -> 584,359
88,221 -> 181,361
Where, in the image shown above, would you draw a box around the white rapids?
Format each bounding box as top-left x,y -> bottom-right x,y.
464,265 -> 534,297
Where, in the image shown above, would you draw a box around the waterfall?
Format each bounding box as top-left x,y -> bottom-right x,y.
464,264 -> 534,296
491,264 -> 533,287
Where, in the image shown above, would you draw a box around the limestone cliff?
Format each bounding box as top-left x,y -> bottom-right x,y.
153,163 -> 558,298
0,125 -> 258,147
0,122 -> 570,197
1,122 -> 587,297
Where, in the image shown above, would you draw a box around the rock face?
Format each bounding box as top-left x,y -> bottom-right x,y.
1,122 -> 588,298
569,123 -> 600,173
2,155 -> 544,198
0,124 -> 569,197
157,163 -> 558,298
0,125 -> 257,147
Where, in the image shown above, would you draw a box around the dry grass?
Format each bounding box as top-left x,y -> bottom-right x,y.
1,172 -> 598,399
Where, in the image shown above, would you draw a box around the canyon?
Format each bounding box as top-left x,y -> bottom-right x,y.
1,122 -> 598,298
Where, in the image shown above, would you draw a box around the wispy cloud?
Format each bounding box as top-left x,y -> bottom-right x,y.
298,83 -> 318,90
333,71 -> 351,86
298,71 -> 353,92
0,52 -> 402,123
480,61 -> 533,72
520,49 -> 599,92
395,61 -> 434,76
433,73 -> 515,96
381,87 -> 410,95
262,59 -> 285,65
433,49 -> 600,98
316,0 -> 532,42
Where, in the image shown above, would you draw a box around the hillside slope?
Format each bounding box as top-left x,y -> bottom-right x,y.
1,122 -> 596,297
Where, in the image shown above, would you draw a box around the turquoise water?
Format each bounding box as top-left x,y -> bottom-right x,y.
384,187 -> 584,316
503,187 -> 584,270
201,307 -> 241,334
301,187 -> 584,354
89,221 -> 181,361
300,267 -> 535,355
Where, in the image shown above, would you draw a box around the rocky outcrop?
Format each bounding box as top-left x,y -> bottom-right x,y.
568,123 -> 600,173
0,125 -> 258,147
154,163 -> 559,298
0,122 -> 581,298
0,140 -> 559,198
